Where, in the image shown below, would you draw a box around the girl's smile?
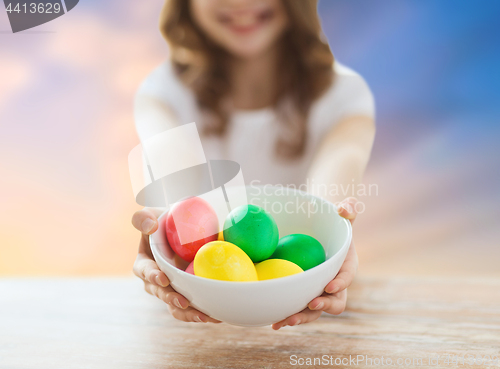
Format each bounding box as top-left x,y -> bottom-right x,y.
217,6 -> 277,35
190,0 -> 288,59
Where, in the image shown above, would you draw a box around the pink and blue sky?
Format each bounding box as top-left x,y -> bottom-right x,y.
1,1 -> 499,277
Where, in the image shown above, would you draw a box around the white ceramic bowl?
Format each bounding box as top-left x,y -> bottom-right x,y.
150,186 -> 352,327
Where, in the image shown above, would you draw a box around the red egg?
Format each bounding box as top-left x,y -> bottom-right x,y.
185,261 -> 195,275
166,197 -> 219,262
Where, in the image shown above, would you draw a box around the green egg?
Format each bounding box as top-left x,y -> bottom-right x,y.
223,205 -> 279,263
271,234 -> 326,271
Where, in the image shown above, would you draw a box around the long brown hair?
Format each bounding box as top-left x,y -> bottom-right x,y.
159,0 -> 334,159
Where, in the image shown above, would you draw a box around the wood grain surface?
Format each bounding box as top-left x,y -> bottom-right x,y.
1,277 -> 499,369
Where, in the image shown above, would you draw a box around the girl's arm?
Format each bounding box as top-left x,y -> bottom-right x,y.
307,115 -> 376,205
134,94 -> 179,142
272,114 -> 375,330
132,94 -> 221,324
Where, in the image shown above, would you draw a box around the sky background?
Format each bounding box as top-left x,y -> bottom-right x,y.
1,0 -> 499,277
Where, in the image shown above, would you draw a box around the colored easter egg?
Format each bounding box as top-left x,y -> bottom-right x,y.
271,234 -> 326,271
218,231 -> 224,241
255,259 -> 303,281
194,241 -> 258,281
166,197 -> 219,262
185,261 -> 194,275
223,205 -> 279,262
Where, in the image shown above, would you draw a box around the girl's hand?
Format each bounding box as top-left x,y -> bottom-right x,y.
132,208 -> 221,324
271,197 -> 359,330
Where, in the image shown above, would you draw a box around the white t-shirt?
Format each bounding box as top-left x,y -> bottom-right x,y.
135,61 -> 374,187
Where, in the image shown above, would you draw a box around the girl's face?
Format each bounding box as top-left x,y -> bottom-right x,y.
190,0 -> 288,59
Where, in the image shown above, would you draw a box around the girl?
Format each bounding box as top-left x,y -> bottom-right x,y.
131,0 -> 375,330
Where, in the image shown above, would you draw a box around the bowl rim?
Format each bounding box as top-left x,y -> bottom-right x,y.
150,185 -> 352,286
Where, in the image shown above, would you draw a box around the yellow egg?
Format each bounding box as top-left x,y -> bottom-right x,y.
255,259 -> 303,281
194,241 -> 258,282
218,231 -> 224,241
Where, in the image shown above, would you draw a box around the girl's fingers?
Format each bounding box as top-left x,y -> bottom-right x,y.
271,308 -> 322,330
337,197 -> 358,223
308,289 -> 347,315
272,290 -> 349,330
132,209 -> 222,325
156,272 -> 169,287
144,283 -> 189,309
132,209 -> 159,234
133,254 -> 161,284
186,308 -> 222,323
134,235 -> 169,286
325,242 -> 358,294
144,280 -> 221,323
168,305 -> 222,324
133,253 -> 169,287
170,306 -> 200,323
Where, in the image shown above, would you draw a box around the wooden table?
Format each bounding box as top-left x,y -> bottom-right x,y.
1,277 -> 499,369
